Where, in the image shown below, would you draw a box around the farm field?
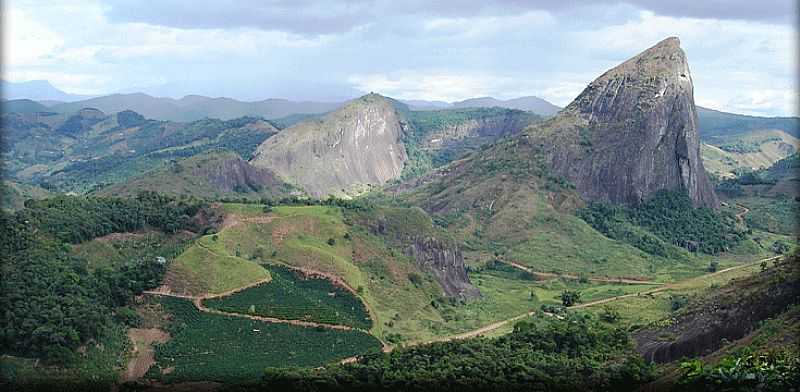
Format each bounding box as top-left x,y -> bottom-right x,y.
204,265 -> 373,329
147,296 -> 382,383
203,204 -> 449,343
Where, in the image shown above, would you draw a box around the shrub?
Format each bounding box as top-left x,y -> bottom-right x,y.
561,290 -> 582,307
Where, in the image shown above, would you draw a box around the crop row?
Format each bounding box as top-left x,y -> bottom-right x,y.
204,265 -> 372,329
148,296 -> 381,383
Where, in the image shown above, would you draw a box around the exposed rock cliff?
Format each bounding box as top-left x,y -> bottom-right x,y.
406,237 -> 482,300
527,37 -> 718,208
635,256 -> 799,363
251,93 -> 408,197
363,209 -> 481,300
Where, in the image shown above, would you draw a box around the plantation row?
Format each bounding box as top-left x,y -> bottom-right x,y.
204,265 -> 373,330
148,297 -> 382,383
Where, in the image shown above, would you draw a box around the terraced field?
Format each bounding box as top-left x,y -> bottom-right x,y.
204,265 -> 373,329
147,296 -> 382,383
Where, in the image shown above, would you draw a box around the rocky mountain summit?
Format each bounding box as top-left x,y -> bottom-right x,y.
251,93 -> 409,197
527,37 -> 718,208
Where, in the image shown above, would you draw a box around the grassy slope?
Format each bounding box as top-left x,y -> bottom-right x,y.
98,150 -> 294,200
193,203 -> 735,344
204,205 -> 449,342
1,181 -> 51,211
165,233 -> 270,296
701,129 -> 798,178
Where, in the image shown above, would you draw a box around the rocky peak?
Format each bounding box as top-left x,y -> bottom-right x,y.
529,37 -> 718,208
251,93 -> 408,197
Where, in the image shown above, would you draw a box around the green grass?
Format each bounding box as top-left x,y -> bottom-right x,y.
204,265 -> 372,329
70,231 -> 191,271
209,204 -> 449,343
167,235 -> 270,295
738,196 -> 799,236
506,211 -> 659,279
220,202 -> 270,216
579,261 -> 768,329
148,296 -> 381,383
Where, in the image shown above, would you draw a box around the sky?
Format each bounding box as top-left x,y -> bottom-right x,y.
2,0 -> 798,116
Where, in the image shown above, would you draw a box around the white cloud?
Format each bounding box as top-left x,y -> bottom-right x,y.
2,1 -> 796,116
3,9 -> 64,66
348,71 -> 513,101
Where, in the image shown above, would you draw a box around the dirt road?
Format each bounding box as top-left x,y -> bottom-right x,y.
123,328 -> 170,382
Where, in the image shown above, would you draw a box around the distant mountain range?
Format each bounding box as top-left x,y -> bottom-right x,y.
3,80 -> 564,121
402,96 -> 562,115
2,80 -> 94,102
3,79 -> 798,137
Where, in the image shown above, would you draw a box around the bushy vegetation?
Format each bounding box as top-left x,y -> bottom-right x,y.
16,191 -> 214,243
254,313 -> 653,391
0,192 -> 210,362
16,115 -> 277,192
205,266 -> 372,329
149,296 -> 381,383
679,350 -> 799,391
739,197 -> 799,236
579,190 -> 744,256
717,137 -> 781,154
716,153 -> 799,196
398,108 -> 540,179
697,108 -> 799,139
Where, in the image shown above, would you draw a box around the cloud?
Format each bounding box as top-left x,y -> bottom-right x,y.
100,0 -> 796,37
2,9 -> 64,66
3,0 -> 797,115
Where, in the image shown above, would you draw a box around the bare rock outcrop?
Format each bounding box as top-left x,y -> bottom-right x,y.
251,93 -> 408,197
406,237 -> 481,300
527,37 -> 718,208
635,257 -> 799,363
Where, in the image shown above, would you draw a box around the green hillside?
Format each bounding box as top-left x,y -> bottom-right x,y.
697,106 -> 799,139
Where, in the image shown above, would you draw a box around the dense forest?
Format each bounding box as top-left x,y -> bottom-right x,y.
579,190 -> 744,256
233,313 -> 653,392
0,192 -> 215,362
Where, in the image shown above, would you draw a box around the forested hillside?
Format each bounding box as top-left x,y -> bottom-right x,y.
0,193 -> 216,361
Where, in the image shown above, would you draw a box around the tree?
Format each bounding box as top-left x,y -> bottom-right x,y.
771,240 -> 790,254
561,290 -> 582,307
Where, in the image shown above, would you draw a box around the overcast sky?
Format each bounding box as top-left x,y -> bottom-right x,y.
3,0 -> 797,116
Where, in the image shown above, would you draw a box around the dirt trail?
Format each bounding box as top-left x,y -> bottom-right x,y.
499,260 -> 664,285
123,328 -> 170,382
735,203 -> 750,222
221,213 -> 278,230
142,281 -> 355,331
392,255 -> 785,353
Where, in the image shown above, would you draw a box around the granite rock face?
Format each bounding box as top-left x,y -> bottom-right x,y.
527,37 -> 718,208
251,93 -> 408,197
366,214 -> 481,300
202,154 -> 288,193
406,237 -> 481,300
